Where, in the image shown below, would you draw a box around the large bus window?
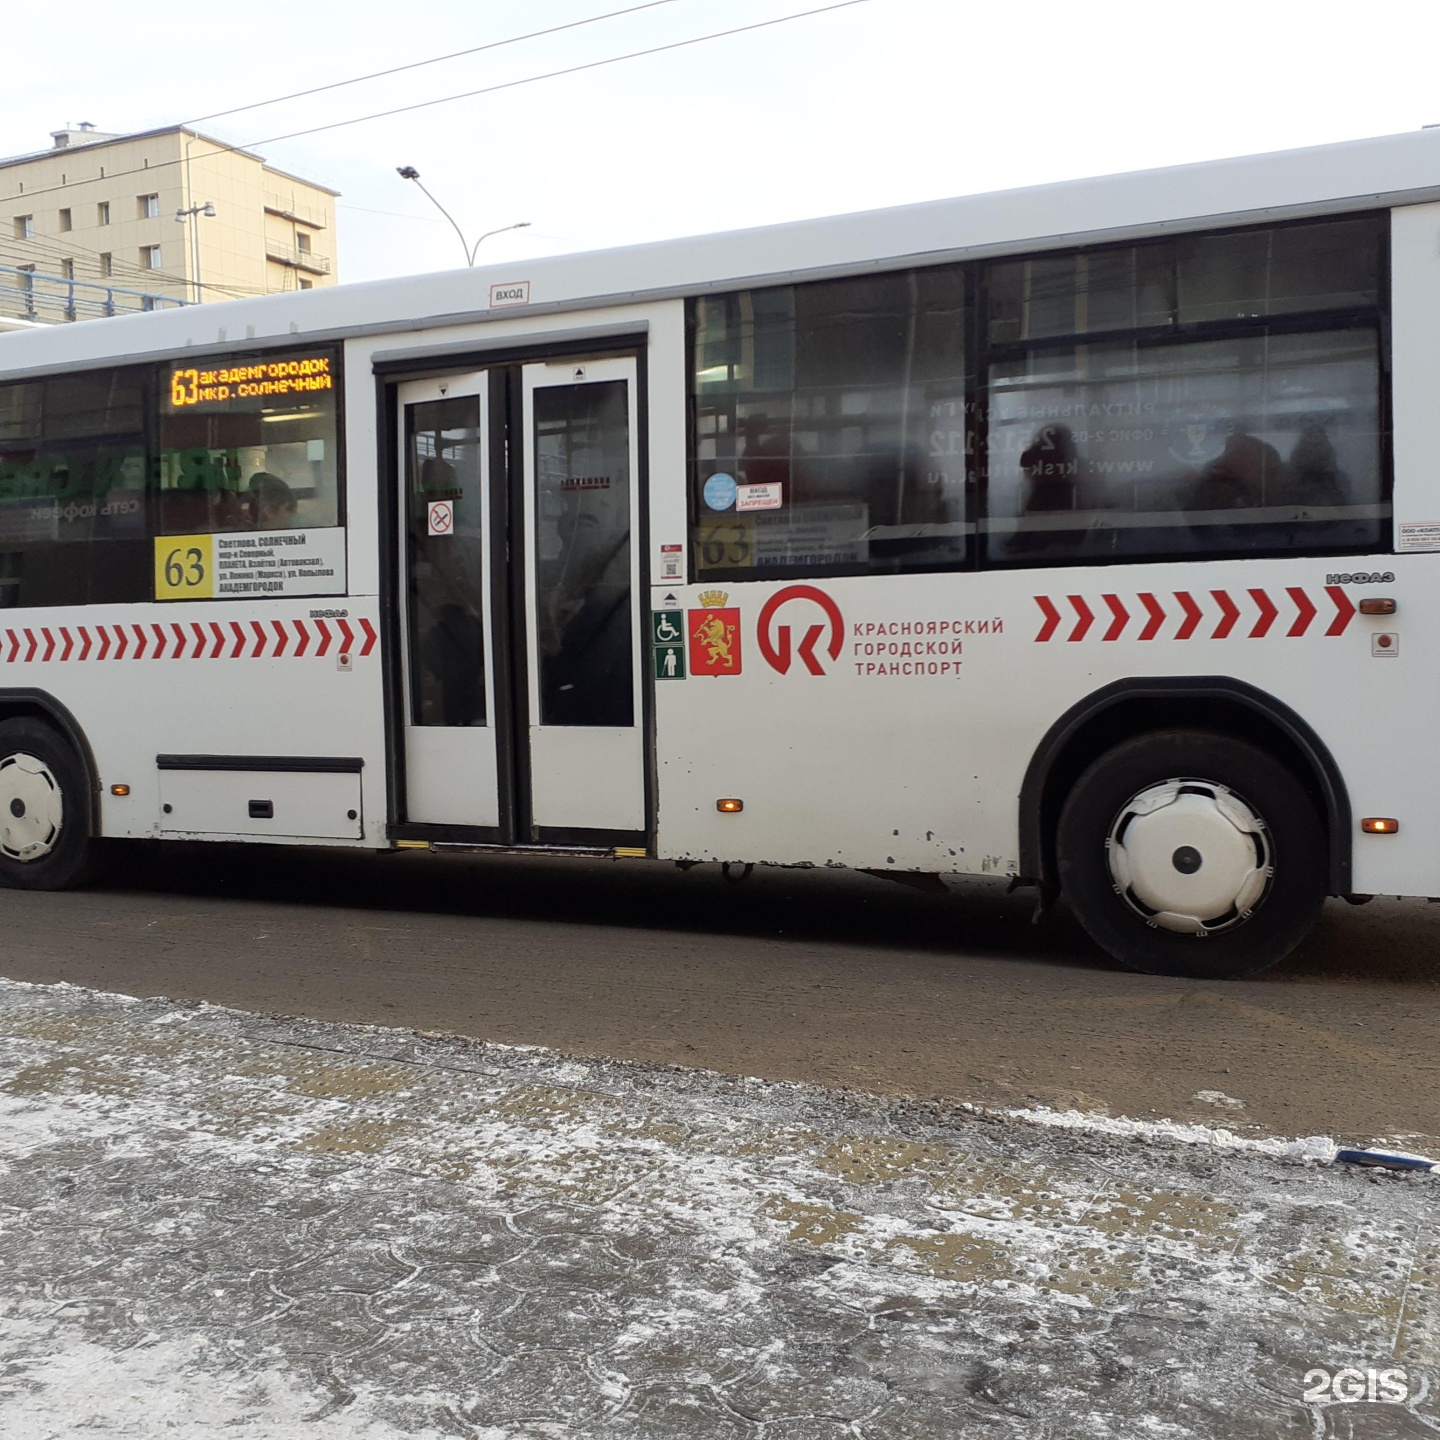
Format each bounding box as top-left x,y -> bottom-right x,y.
689,268 -> 971,581
158,347 -> 341,536
0,368 -> 150,607
982,215 -> 1387,566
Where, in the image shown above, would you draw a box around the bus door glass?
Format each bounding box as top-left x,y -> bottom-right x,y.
398,374 -> 499,827
521,358 -> 644,834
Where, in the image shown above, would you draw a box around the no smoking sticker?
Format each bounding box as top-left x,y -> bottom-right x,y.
427,500 -> 454,537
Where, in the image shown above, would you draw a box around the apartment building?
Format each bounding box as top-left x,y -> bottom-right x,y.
1,124 -> 339,323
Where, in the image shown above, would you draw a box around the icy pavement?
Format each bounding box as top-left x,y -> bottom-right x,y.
0,979 -> 1437,1439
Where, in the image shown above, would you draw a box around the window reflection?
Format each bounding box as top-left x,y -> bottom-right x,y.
691,270 -> 970,581
987,329 -> 1384,563
406,397 -> 486,728
534,381 -> 633,728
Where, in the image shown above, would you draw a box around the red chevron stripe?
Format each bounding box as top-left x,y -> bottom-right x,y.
336,618 -> 355,656
1249,588 -> 1277,638
314,619 -> 332,657
251,621 -> 266,658
97,627 -> 112,661
115,626 -> 130,661
1138,593 -> 1165,641
77,627 -> 92,661
292,620 -> 310,657
272,620 -> 288,657
230,621 -> 246,658
1211,590 -> 1240,640
22,630 -> 37,662
208,622 -> 225,658
39,629 -> 55,662
1174,592 -> 1202,640
1034,596 -> 1061,642
58,628 -> 73,661
1067,595 -> 1094,642
1325,585 -> 1356,636
187,622 -> 203,659
358,619 -> 377,657
1101,594 -> 1128,641
3,630 -> 16,663
1287,587 -> 1316,638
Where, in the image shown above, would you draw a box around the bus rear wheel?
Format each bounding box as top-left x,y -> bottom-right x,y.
0,718 -> 99,891
1056,729 -> 1325,980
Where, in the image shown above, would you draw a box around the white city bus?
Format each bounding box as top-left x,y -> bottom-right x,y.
2,129 -> 1439,980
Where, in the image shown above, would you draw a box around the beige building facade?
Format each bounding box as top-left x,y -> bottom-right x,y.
0,124 -> 338,323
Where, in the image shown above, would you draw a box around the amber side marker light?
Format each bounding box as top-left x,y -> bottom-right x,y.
717,798 -> 744,814
1361,817 -> 1400,835
1359,597 -> 1397,616
110,784 -> 130,797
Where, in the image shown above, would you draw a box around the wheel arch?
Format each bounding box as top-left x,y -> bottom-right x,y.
1019,677 -> 1351,897
0,689 -> 101,836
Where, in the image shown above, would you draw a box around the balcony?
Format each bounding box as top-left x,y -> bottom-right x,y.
265,241 -> 331,275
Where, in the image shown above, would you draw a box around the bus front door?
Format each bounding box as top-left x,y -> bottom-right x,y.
398,357 -> 645,845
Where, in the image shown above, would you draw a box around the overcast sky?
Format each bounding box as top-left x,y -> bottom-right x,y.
4,0 -> 1440,285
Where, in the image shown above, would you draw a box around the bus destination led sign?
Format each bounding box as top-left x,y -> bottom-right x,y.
169,354 -> 333,410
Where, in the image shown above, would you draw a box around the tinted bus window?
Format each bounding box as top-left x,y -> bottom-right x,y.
690,268 -> 971,582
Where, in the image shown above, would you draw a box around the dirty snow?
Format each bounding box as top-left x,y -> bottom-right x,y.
0,976 -> 1437,1438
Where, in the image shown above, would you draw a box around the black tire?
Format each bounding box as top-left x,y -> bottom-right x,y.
1056,729 -> 1326,979
0,717 -> 101,891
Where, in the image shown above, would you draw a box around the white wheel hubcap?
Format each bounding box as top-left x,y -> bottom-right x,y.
0,752 -> 63,862
1107,778 -> 1271,935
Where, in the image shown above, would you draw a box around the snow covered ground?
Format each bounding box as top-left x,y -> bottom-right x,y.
0,976 -> 1436,1438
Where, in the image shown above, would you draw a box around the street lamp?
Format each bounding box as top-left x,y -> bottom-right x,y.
396,166 -> 529,267
175,201 -> 216,304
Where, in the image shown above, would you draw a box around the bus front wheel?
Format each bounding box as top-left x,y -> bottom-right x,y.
1056,729 -> 1326,980
0,718 -> 100,891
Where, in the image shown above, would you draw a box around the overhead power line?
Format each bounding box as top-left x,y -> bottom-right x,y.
243,0 -> 871,148
181,0 -> 684,127
1,0 -> 871,209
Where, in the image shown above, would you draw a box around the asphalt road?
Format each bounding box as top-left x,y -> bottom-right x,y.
2,843 -> 1437,1150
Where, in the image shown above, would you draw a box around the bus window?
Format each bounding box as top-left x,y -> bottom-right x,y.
0,368 -> 149,607
690,267 -> 971,582
982,214 -> 1387,566
157,346 -> 341,537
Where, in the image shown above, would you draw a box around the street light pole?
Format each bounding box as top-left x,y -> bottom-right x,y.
396,167 -> 529,266
175,200 -> 216,304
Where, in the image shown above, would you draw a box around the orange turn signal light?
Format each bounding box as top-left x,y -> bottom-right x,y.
110,784 -> 130,797
1359,597 -> 1397,616
717,798 -> 744,813
1361,817 -> 1399,835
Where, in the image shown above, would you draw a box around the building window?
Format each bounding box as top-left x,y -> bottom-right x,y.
99,253 -> 113,278
60,260 -> 74,280
298,278 -> 313,290
97,202 -> 110,226
140,246 -> 162,270
13,215 -> 33,239
138,194 -> 160,220
296,231 -> 311,254
58,209 -> 72,233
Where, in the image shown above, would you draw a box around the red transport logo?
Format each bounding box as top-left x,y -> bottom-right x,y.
758,585 -> 845,675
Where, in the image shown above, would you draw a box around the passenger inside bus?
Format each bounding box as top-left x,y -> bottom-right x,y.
249,472 -> 298,529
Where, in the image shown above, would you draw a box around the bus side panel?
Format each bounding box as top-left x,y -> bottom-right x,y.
0,598 -> 389,847
652,554 -> 1439,898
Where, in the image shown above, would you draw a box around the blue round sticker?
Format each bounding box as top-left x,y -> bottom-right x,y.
703,473 -> 737,511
